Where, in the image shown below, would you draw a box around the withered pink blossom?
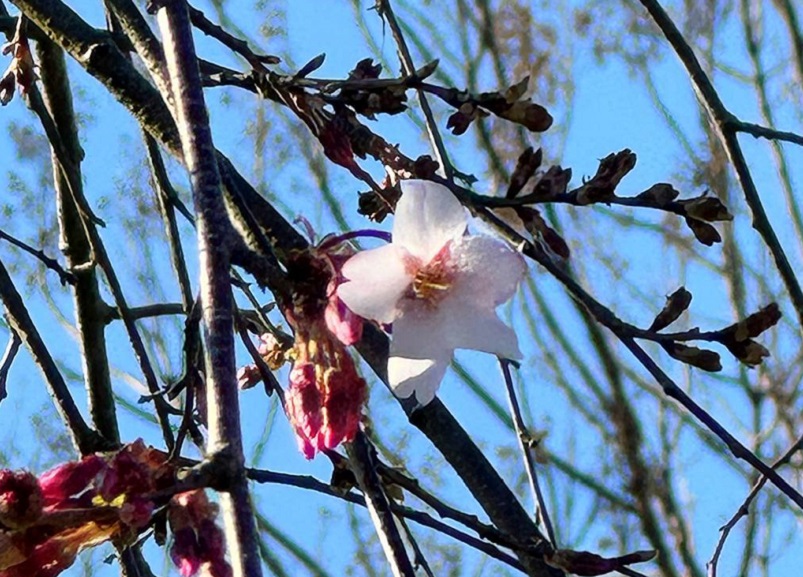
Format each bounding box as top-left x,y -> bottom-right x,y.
169,490 -> 232,577
39,455 -> 104,507
285,322 -> 366,459
0,441 -> 187,577
338,180 -> 526,405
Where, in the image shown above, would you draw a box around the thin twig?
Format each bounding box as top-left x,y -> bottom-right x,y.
186,3 -> 278,69
143,132 -> 195,310
706,432 -> 803,577
728,119 -> 803,147
102,303 -> 186,324
376,462 -> 533,550
395,513 -> 435,577
500,359 -> 556,547
0,328 -> 21,402
0,228 -> 76,285
169,369 -> 196,462
375,0 -> 454,180
246,467 -> 526,573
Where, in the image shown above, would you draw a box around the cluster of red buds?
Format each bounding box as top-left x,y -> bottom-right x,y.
0,441 -> 231,577
285,316 -> 367,459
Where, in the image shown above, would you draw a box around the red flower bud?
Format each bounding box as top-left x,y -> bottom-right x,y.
0,469 -> 43,529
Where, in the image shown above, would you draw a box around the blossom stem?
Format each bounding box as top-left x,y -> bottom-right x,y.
499,358 -> 556,548
317,229 -> 392,251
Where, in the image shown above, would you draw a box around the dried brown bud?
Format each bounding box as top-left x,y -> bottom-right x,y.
446,102 -> 488,135
498,100 -> 553,132
662,342 -> 722,372
295,52 -> 326,78
575,150 -> 636,205
358,187 -> 399,222
724,339 -> 770,366
504,76 -> 530,102
533,165 -> 572,199
726,303 -> 781,341
680,195 -> 733,222
413,155 -> 440,179
348,58 -> 382,80
636,183 -> 679,207
507,147 -> 543,199
685,217 -> 721,245
648,287 -> 692,332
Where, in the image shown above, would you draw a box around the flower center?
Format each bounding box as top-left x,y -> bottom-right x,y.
410,243 -> 456,305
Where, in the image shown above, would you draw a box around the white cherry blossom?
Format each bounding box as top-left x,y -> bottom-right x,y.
337,180 -> 526,405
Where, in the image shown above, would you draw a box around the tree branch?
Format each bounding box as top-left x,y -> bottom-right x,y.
0,258 -> 104,453
155,2 -> 261,575
345,433 -> 415,576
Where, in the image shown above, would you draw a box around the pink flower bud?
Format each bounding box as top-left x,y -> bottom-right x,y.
324,293 -> 363,346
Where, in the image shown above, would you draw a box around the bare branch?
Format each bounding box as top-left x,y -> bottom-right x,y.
637,0 -> 803,329
707,433 -> 803,577
0,227 -> 76,285
155,2 -> 262,576
0,328 -> 21,402
500,359 -> 556,548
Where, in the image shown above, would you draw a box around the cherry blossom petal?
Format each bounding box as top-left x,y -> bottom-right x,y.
388,354 -> 450,405
450,236 -> 526,308
390,305 -> 453,359
393,295 -> 521,361
394,180 -> 467,262
444,307 -> 522,360
339,244 -> 412,324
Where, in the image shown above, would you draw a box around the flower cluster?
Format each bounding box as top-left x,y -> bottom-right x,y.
338,180 -> 526,405
238,237 -> 367,459
0,441 -> 231,577
285,318 -> 367,459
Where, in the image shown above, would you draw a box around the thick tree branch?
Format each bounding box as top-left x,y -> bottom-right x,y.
155,2 -> 261,576
36,34 -> 120,446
